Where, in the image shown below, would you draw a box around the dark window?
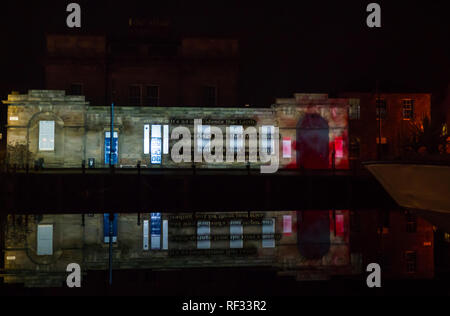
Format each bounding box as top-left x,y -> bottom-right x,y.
406,211 -> 417,233
376,99 -> 387,119
69,84 -> 83,96
350,211 -> 361,232
144,85 -> 159,106
203,86 -> 217,107
402,99 -> 414,120
129,85 -> 141,106
405,251 -> 417,273
349,137 -> 360,159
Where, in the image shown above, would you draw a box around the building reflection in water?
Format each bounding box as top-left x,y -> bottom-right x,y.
0,210 -> 435,288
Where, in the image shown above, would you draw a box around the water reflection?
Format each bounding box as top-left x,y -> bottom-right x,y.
0,210 -> 437,288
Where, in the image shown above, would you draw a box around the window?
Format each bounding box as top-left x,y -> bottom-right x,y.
282,137 -> 291,158
349,100 -> 360,120
150,213 -> 161,250
145,85 -> 159,106
376,99 -> 387,119
402,99 -> 414,120
406,211 -> 417,233
162,219 -> 169,250
104,131 -> 118,165
203,86 -> 217,107
68,83 -> 83,96
405,251 -> 417,273
262,218 -> 275,248
197,221 -> 211,249
37,224 -> 53,255
261,126 -> 275,155
143,220 -> 149,250
39,121 -> 55,151
163,125 -> 169,154
230,220 -> 243,249
129,85 -> 141,106
350,211 -> 361,232
349,137 -> 360,159
283,215 -> 292,235
151,125 -> 162,164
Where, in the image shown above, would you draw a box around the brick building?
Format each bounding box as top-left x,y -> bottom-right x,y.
339,92 -> 431,164
350,209 -> 434,279
44,33 -> 239,108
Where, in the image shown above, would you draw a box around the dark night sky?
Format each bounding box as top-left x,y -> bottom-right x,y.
0,1 -> 449,115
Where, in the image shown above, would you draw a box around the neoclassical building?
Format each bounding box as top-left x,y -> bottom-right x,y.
4,90 -> 350,171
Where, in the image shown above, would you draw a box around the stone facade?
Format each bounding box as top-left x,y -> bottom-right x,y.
4,90 -> 350,170
2,211 -> 352,287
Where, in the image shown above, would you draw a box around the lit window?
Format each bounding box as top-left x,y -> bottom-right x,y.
197,221 -> 211,249
163,125 -> 169,154
37,224 -> 53,255
262,218 -> 275,248
151,125 -> 162,164
230,220 -> 243,249
402,99 -> 414,120
261,126 -> 275,155
283,215 -> 292,235
405,251 -> 417,273
39,121 -> 55,151
282,137 -> 291,158
145,85 -> 159,106
104,131 -> 118,164
151,213 -> 161,249
162,219 -> 169,250
143,220 -> 149,250
144,124 -> 150,154
376,99 -> 387,119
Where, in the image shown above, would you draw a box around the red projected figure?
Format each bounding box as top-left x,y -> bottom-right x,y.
296,113 -> 330,169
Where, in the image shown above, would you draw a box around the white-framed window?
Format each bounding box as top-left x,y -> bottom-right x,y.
349,101 -> 361,120
402,99 -> 414,120
261,126 -> 275,155
145,124 -> 169,156
262,218 -> 275,248
230,220 -> 243,248
197,221 -> 211,249
39,121 -> 55,151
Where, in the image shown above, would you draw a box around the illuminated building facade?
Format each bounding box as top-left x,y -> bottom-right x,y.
2,211 -> 352,287
4,90 -> 349,170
